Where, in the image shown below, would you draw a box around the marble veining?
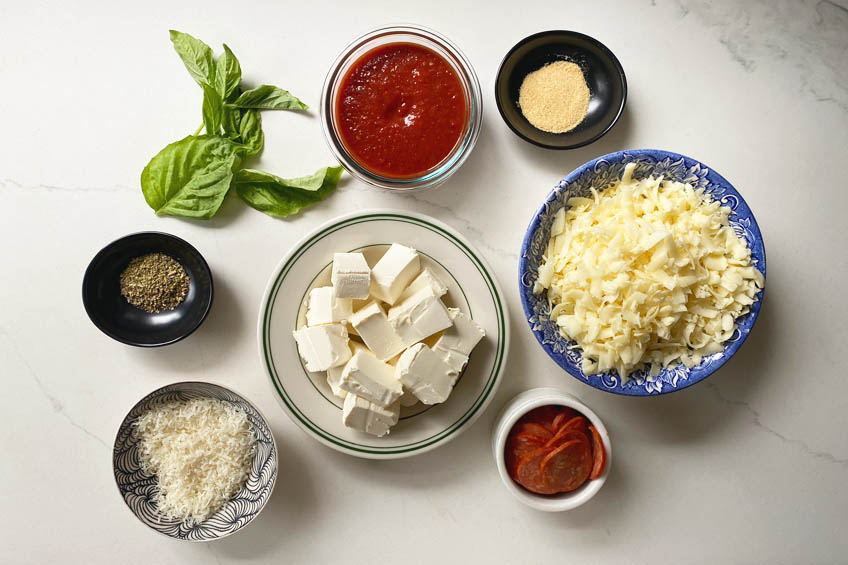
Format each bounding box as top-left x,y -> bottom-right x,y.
706,383 -> 847,465
3,0 -> 848,561
671,0 -> 848,110
2,329 -> 109,449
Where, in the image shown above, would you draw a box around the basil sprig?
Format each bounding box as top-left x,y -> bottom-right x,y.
141,30 -> 341,219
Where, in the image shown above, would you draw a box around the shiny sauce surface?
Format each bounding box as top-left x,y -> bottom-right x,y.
336,43 -> 467,178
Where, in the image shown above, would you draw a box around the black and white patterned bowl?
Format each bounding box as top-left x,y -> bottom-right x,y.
112,382 -> 278,541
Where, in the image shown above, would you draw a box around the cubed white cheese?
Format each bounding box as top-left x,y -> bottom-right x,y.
398,267 -> 448,302
331,253 -> 371,299
306,286 -> 353,326
370,244 -> 420,305
342,394 -> 399,437
399,389 -> 420,407
433,308 -> 485,375
326,367 -> 347,399
395,343 -> 456,405
349,301 -> 406,361
339,350 -> 403,407
292,324 -> 351,372
327,342 -> 368,399
388,287 -> 453,347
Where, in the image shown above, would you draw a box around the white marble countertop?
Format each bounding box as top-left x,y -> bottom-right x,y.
3,0 -> 847,562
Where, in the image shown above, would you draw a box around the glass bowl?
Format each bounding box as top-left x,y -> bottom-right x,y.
320,24 -> 482,192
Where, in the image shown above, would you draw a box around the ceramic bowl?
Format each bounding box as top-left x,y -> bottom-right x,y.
113,381 -> 277,541
492,387 -> 611,511
520,149 -> 766,395
495,30 -> 626,149
258,209 -> 509,459
82,232 -> 213,347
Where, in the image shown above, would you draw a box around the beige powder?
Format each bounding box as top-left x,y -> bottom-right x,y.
518,61 -> 590,134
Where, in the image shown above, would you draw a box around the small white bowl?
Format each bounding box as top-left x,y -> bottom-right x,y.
491,387 -> 611,511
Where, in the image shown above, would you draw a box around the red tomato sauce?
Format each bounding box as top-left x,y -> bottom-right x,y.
335,43 -> 467,179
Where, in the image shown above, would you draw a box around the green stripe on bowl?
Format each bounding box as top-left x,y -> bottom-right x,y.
261,213 -> 506,454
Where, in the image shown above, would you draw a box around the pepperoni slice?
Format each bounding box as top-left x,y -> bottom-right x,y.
551,412 -> 567,431
518,406 -> 562,428
516,422 -> 553,442
540,438 -> 593,493
545,428 -> 590,450
561,416 -> 588,431
588,425 -> 607,480
550,407 -> 578,432
515,447 -> 557,495
505,432 -> 545,477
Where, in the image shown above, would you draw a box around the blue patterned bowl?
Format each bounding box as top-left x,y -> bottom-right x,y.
519,149 -> 766,396
113,382 -> 278,541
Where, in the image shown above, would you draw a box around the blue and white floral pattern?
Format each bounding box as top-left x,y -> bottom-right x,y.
113,382 -> 277,541
519,150 -> 766,396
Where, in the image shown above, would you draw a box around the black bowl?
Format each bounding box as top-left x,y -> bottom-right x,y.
82,232 -> 213,347
495,30 -> 627,150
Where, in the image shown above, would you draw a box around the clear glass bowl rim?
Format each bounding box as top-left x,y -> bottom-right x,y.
320,24 -> 483,192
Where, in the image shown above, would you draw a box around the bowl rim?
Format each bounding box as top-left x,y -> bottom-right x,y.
491,387 -> 611,511
256,208 -> 510,459
494,29 -> 627,150
81,231 -> 214,347
319,23 -> 483,192
518,149 -> 767,396
111,380 -> 278,542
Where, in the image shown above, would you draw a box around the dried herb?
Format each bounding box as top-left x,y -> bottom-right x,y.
120,253 -> 190,313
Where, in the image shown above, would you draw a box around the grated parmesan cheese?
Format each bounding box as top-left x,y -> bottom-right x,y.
134,397 -> 256,525
535,163 -> 764,380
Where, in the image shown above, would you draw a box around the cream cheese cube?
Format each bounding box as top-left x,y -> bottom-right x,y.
370,244 -> 420,305
399,389 -> 420,407
332,253 -> 371,299
326,342 -> 368,399
349,301 -> 406,361
306,286 -> 353,326
398,267 -> 448,302
433,308 -> 486,376
395,343 -> 456,405
339,349 -> 403,407
326,365 -> 348,399
292,324 -> 351,372
342,394 -> 399,437
388,287 -> 453,347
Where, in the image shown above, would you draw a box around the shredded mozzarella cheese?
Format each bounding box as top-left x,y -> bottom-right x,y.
134,397 -> 256,525
535,163 -> 764,380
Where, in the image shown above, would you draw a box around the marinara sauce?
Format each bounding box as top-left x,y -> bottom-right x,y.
335,43 -> 467,179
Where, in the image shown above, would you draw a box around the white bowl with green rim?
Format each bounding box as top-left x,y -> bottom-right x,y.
258,209 -> 509,459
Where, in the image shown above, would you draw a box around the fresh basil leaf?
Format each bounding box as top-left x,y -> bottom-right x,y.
235,167 -> 338,191
234,166 -> 343,217
169,30 -> 215,87
238,110 -> 264,156
221,106 -> 242,139
215,44 -> 242,101
141,135 -> 239,219
201,83 -> 223,135
229,85 -> 308,110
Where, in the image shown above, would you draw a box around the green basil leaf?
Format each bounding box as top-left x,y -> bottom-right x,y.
234,166 -> 343,217
141,135 -> 239,219
201,83 -> 223,135
235,167 -> 338,191
221,106 -> 242,139
238,110 -> 264,157
229,85 -> 308,110
215,44 -> 242,101
169,30 -> 215,87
